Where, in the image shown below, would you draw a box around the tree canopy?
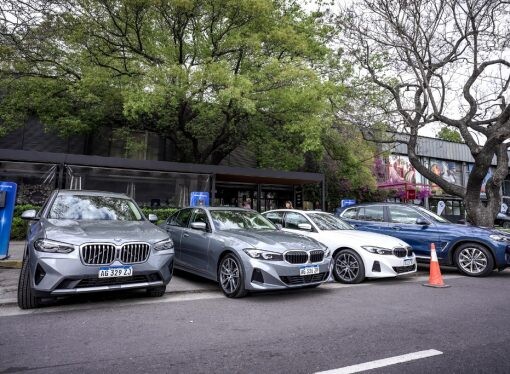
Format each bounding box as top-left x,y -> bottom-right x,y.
436,127 -> 464,144
338,0 -> 510,226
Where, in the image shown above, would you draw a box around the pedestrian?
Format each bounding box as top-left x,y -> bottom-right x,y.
285,200 -> 293,209
242,197 -> 252,209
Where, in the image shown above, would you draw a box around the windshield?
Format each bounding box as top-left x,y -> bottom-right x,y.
48,194 -> 144,221
210,210 -> 276,230
308,213 -> 353,230
415,206 -> 451,224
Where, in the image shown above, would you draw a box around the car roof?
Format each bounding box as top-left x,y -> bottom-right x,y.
264,209 -> 330,214
55,189 -> 131,199
341,202 -> 418,208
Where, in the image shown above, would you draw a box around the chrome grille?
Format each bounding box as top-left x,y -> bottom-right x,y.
120,243 -> 150,264
309,250 -> 324,263
284,251 -> 308,264
393,247 -> 407,258
81,244 -> 116,265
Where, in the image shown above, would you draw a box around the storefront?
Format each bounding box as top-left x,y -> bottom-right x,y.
0,149 -> 324,211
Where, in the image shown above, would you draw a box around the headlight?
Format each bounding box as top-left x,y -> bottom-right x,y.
489,234 -> 510,242
243,249 -> 283,261
361,246 -> 393,255
34,239 -> 74,253
154,238 -> 174,251
323,248 -> 331,258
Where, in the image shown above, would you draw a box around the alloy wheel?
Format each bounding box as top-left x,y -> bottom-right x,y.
457,247 -> 488,275
220,257 -> 240,294
335,252 -> 360,282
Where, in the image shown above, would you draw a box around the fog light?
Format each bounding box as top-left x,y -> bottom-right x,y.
251,268 -> 264,283
372,261 -> 381,272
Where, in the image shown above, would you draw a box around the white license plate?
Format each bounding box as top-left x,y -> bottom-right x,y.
98,266 -> 133,278
300,265 -> 319,276
404,259 -> 413,266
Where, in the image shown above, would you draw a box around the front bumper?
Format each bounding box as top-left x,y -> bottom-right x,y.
242,256 -> 332,291
28,247 -> 174,297
363,253 -> 417,278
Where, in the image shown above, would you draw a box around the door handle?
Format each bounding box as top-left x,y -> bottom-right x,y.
392,226 -> 401,231
183,233 -> 190,238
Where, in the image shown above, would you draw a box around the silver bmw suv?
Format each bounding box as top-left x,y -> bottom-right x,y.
18,190 -> 175,309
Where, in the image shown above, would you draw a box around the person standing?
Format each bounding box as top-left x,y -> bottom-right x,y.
285,201 -> 293,209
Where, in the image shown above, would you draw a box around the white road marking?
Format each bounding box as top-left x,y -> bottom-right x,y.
315,349 -> 443,374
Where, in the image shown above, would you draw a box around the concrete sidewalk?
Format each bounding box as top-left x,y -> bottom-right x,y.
0,241 -> 219,306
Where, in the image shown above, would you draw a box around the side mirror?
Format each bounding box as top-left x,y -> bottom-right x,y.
21,210 -> 38,221
415,218 -> 429,225
297,223 -> 313,231
148,214 -> 158,223
190,221 -> 207,231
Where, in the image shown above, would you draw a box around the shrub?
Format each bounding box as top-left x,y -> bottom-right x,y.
140,207 -> 178,224
10,205 -> 41,240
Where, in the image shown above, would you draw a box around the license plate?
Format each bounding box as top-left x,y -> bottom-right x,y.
98,266 -> 133,278
404,259 -> 413,266
300,265 -> 319,276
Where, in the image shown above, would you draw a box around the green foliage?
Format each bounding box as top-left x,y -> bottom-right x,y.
10,205 -> 41,240
140,207 -> 178,224
436,127 -> 464,143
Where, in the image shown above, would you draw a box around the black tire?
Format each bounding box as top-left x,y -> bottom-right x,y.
503,221 -> 510,229
454,243 -> 494,277
218,254 -> 247,298
17,257 -> 41,309
332,249 -> 365,284
146,286 -> 166,297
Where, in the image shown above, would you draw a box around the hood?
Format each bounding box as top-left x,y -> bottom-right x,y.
337,229 -> 410,248
218,229 -> 325,252
42,218 -> 169,246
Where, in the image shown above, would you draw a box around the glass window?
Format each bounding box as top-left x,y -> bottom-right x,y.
357,206 -> 385,222
48,194 -> 143,221
210,210 -> 276,230
191,209 -> 209,230
284,212 -> 310,230
166,212 -> 179,226
341,208 -> 358,219
264,211 -> 284,225
389,206 -> 423,224
308,213 -> 352,230
175,209 -> 193,227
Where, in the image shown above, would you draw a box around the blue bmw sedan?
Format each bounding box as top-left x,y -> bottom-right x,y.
337,203 -> 510,277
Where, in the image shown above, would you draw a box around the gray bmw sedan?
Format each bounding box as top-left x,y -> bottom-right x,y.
161,207 -> 331,297
18,190 -> 175,309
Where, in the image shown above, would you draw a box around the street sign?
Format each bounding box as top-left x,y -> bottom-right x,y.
0,182 -> 17,259
341,199 -> 356,208
190,192 -> 210,207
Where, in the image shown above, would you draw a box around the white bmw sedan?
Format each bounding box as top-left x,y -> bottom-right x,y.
263,209 -> 416,284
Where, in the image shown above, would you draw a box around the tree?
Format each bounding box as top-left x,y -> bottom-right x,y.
0,0 -> 333,166
436,127 -> 464,143
338,0 -> 510,227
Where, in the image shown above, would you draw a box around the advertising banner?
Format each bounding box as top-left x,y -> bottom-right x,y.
0,182 -> 17,259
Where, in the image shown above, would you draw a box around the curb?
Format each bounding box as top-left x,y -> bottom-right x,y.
0,287 -> 217,307
0,260 -> 22,269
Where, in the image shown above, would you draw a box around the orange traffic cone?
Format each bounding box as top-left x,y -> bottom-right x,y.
423,243 -> 450,288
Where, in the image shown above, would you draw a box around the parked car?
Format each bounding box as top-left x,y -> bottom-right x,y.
18,190 -> 175,309
494,212 -> 510,228
262,209 -> 416,284
337,202 -> 510,277
160,207 -> 331,297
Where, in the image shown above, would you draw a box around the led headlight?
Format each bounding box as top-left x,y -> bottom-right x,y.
361,246 -> 393,255
243,249 -> 283,261
323,248 -> 332,258
34,239 -> 74,253
154,238 -> 174,251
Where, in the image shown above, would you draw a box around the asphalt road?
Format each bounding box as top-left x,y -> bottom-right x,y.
1,269 -> 509,374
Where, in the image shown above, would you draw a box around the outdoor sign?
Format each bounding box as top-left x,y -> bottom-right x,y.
437,200 -> 446,216
190,192 -> 210,207
0,182 -> 17,259
341,199 -> 356,208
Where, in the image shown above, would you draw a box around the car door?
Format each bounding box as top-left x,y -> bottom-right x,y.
347,205 -> 388,233
162,209 -> 193,264
180,208 -> 212,274
387,205 -> 443,259
282,212 -> 321,241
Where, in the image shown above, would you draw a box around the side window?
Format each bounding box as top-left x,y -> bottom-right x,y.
342,208 -> 358,219
265,211 -> 284,225
166,211 -> 179,226
358,206 -> 385,222
285,212 -> 310,230
191,209 -> 209,230
175,209 -> 193,227
389,206 -> 423,224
